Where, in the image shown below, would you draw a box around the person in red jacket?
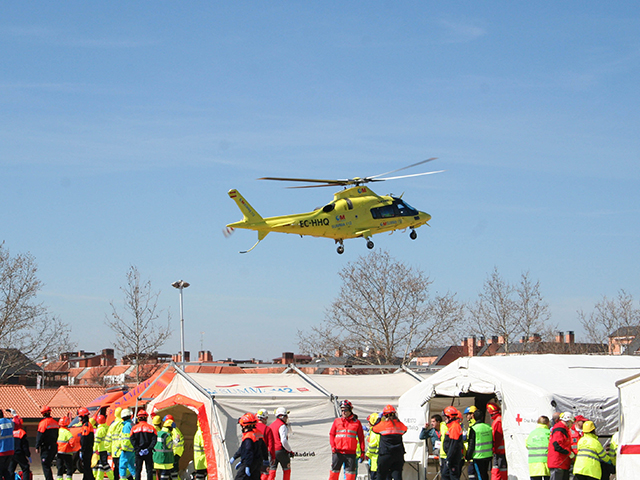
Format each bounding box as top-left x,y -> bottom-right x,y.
547,412 -> 574,480
267,408 -> 293,480
570,415 -> 587,457
441,407 -> 464,480
486,403 -> 507,480
328,400 -> 365,480
35,406 -> 59,480
9,415 -> 31,480
255,409 -> 273,480
372,405 -> 407,480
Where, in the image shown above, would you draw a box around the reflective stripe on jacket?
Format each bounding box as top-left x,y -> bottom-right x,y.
57,427 -> 74,454
119,419 -> 134,452
0,418 -> 14,455
94,424 -> 109,452
153,428 -> 174,470
193,428 -> 207,470
172,427 -> 185,456
330,415 -> 365,454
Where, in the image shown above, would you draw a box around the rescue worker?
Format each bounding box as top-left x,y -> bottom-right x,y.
36,406 -> 59,480
56,417 -> 74,480
119,408 -> 136,480
9,415 -> 31,480
419,414 -> 443,457
254,410 -> 273,480
573,421 -> 610,480
230,413 -> 267,480
107,408 -> 124,479
94,415 -> 114,480
79,408 -> 95,480
466,409 -> 492,480
153,420 -> 174,480
163,415 -> 184,480
526,416 -> 550,480
570,416 -> 587,458
328,400 -> 365,480
0,410 -> 13,480
463,406 -> 478,480
371,404 -> 407,480
608,430 -> 618,468
152,416 -> 162,434
487,403 -> 507,480
130,410 -> 156,480
267,407 -> 293,480
192,422 -> 207,480
441,406 -> 464,480
548,412 -> 574,480
365,412 -> 381,480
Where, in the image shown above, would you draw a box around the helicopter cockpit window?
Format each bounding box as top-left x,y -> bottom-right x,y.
394,199 -> 418,216
370,205 -> 395,219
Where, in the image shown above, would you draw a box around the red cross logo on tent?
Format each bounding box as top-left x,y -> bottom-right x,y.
515,414 -> 523,425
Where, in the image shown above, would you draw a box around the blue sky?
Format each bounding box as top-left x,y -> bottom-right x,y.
2,2 -> 639,361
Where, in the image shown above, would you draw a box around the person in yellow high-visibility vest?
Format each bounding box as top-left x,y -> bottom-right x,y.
574,421 -> 611,480
163,415 -> 184,480
94,415 -> 114,480
193,423 -> 207,480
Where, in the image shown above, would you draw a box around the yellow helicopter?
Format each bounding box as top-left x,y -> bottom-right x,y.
225,158 -> 443,254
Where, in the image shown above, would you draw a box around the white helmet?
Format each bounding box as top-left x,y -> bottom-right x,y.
256,409 -> 269,420
121,408 -> 133,418
560,412 -> 574,423
275,407 -> 289,417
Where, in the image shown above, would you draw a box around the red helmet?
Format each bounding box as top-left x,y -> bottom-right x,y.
486,403 -> 501,416
382,405 -> 396,415
41,405 -> 52,415
443,406 -> 461,419
340,400 -> 353,411
137,409 -> 148,419
163,414 -> 174,422
239,413 -> 257,427
59,417 -> 70,427
13,416 -> 23,429
78,407 -> 90,416
96,415 -> 106,424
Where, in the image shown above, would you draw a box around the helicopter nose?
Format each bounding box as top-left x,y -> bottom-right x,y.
418,211 -> 431,224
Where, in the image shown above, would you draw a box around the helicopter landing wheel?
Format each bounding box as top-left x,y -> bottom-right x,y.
337,245 -> 345,254
410,229 -> 417,240
366,240 -> 374,249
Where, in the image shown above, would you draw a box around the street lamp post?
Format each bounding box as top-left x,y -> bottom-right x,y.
171,280 -> 190,364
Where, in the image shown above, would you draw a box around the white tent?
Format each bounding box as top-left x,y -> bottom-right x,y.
398,355 -> 640,480
148,368 -> 427,480
616,371 -> 640,478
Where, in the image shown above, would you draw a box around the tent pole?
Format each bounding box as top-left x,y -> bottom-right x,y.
399,364 -> 426,382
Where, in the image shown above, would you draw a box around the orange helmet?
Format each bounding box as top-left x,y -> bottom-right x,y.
486,403 -> 501,417
443,406 -> 461,419
59,417 -> 70,427
239,413 -> 257,427
78,407 -> 90,416
96,415 -> 106,424
382,405 -> 396,415
41,405 -> 52,415
137,409 -> 148,419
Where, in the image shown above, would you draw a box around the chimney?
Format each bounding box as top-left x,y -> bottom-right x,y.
555,331 -> 564,343
491,336 -> 499,344
498,336 -> 505,344
565,331 -> 575,344
468,336 -> 476,357
335,348 -> 343,358
520,336 -> 526,344
477,336 -> 486,348
530,333 -> 542,343
282,352 -> 294,365
198,351 -> 213,362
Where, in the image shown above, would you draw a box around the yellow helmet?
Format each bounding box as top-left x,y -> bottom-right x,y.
163,419 -> 174,428
114,407 -> 122,419
152,415 -> 162,426
583,421 -> 596,433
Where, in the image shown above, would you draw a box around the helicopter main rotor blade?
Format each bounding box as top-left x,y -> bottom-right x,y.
258,176 -> 349,185
368,157 -> 438,180
375,170 -> 445,181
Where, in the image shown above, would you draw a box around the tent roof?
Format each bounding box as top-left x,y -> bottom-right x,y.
409,354 -> 640,405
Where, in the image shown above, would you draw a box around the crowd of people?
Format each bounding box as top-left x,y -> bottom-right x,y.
0,405 -> 203,480
419,404 -> 617,480
0,400 -> 620,480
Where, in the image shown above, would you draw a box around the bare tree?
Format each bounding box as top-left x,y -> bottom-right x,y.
578,290 -> 640,349
106,266 -> 172,383
297,250 -> 465,365
0,242 -> 75,382
468,268 -> 551,354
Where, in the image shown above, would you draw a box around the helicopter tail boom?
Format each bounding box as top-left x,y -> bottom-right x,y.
228,189 -> 264,224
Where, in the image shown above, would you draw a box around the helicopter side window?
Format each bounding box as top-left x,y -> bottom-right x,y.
345,198 -> 353,210
370,205 -> 396,219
